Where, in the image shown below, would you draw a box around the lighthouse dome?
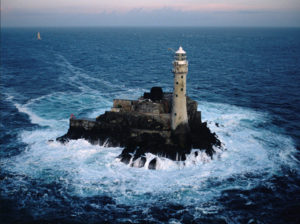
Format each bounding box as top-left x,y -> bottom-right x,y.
175,46 -> 186,54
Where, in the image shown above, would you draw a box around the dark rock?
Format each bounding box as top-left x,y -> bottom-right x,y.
171,123 -> 191,150
131,156 -> 146,168
150,87 -> 163,101
120,154 -> 132,165
56,134 -> 69,144
56,90 -> 222,168
148,158 -> 157,170
139,156 -> 147,168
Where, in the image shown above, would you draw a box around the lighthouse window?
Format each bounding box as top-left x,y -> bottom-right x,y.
176,94 -> 178,97
181,88 -> 183,91
176,82 -> 178,85
174,113 -> 177,116
181,76 -> 183,79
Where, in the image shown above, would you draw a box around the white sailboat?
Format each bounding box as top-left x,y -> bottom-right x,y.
37,32 -> 42,40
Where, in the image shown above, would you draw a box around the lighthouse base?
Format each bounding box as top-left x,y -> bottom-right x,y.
171,123 -> 191,150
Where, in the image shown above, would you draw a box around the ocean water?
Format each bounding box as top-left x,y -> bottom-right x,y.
0,27 -> 300,223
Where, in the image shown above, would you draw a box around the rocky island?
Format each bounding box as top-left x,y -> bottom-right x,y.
57,47 -> 221,169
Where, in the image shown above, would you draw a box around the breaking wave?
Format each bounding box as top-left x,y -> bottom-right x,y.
1,96 -> 297,210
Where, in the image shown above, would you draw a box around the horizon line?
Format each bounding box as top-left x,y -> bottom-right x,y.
2,25 -> 300,28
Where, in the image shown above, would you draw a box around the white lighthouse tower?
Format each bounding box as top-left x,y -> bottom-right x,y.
171,46 -> 189,131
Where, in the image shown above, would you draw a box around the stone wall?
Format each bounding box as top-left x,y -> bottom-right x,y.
112,99 -> 137,112
112,98 -> 170,115
135,101 -> 164,114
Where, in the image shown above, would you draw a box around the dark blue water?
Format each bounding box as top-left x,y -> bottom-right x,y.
1,27 -> 300,223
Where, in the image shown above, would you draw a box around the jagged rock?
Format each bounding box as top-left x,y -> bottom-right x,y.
148,158 -> 157,170
131,156 -> 147,168
56,91 -> 221,169
120,153 -> 132,165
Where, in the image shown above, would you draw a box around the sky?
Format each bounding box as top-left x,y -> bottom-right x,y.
1,0 -> 300,27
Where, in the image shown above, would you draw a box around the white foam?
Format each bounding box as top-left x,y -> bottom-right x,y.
14,102 -> 57,127
1,100 -> 298,207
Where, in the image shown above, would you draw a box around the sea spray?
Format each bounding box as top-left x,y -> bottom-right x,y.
1,98 -> 297,210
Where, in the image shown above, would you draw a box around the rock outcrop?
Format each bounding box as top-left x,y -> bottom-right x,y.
57,88 -> 221,169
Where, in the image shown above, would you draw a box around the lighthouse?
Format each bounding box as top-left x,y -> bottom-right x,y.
171,46 -> 189,132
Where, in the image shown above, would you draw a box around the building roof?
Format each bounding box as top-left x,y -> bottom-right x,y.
176,46 -> 186,54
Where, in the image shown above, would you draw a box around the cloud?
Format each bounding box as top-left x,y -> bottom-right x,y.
2,0 -> 300,13
1,6 -> 300,27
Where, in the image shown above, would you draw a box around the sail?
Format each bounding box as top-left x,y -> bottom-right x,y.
37,32 -> 41,40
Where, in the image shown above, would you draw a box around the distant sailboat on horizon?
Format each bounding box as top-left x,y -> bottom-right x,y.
37,32 -> 41,40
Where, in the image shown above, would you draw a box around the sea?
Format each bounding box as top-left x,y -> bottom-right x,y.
0,27 -> 300,223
